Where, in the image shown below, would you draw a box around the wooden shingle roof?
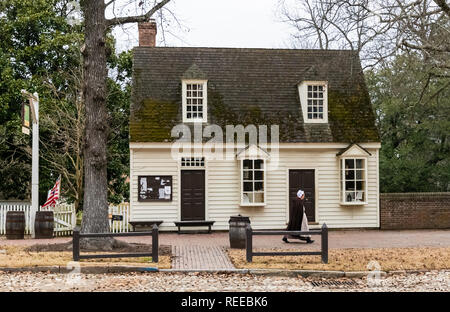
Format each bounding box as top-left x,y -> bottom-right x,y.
130,47 -> 380,143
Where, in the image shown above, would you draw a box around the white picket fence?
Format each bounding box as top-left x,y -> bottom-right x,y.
42,203 -> 76,236
109,203 -> 132,233
0,202 -> 131,237
0,203 -> 34,235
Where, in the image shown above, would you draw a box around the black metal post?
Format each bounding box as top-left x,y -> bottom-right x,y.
321,223 -> 328,264
246,224 -> 253,262
73,227 -> 80,261
152,224 -> 159,263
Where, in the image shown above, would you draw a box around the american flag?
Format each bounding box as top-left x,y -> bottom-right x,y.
42,175 -> 61,208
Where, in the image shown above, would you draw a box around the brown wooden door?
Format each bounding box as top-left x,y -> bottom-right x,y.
289,169 -> 315,222
181,170 -> 205,221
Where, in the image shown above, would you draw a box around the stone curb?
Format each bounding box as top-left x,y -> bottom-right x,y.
0,266 -> 432,278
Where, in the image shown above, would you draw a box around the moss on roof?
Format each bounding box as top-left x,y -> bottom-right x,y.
328,87 -> 380,142
129,98 -> 179,142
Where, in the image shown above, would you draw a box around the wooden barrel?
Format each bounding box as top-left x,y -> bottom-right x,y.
6,211 -> 25,240
228,215 -> 251,249
35,211 -> 54,239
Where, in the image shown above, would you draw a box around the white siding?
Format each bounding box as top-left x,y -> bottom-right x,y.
130,145 -> 380,230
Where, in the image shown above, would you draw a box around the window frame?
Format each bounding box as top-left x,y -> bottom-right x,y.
298,81 -> 328,124
180,156 -> 205,168
182,79 -> 208,123
240,158 -> 266,207
340,157 -> 368,205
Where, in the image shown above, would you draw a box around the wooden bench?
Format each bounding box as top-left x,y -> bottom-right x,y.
174,221 -> 215,234
129,220 -> 163,232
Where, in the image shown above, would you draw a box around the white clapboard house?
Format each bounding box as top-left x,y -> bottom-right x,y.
129,21 -> 381,231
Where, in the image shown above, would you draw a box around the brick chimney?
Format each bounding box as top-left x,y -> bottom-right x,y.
138,19 -> 157,47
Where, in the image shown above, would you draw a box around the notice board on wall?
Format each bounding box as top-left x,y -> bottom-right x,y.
138,175 -> 172,202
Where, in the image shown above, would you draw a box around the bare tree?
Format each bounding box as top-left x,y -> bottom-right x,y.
279,0 -> 450,70
80,0 -> 171,249
41,67 -> 84,212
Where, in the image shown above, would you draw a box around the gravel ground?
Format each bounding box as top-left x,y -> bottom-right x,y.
0,270 -> 448,292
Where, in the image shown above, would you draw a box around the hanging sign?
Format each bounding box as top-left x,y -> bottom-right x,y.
22,101 -> 31,135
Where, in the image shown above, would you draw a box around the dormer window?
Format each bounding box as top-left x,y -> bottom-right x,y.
182,80 -> 207,123
298,81 -> 328,123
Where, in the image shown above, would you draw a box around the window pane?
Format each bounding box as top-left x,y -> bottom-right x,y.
345,159 -> 355,169
356,170 -> 365,179
243,193 -> 251,203
198,84 -> 203,91
355,191 -> 364,201
192,84 -> 197,90
254,159 -> 263,169
243,170 -> 253,180
243,160 -> 252,169
345,192 -> 355,202
356,181 -> 364,191
345,170 -> 355,180
254,182 -> 264,192
187,84 -> 192,90
345,181 -> 355,191
254,193 -> 264,203
244,182 -> 253,192
356,159 -> 364,169
254,170 -> 263,180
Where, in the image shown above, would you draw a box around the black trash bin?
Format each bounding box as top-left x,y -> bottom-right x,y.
228,215 -> 251,249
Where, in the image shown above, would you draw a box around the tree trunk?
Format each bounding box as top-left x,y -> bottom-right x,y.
80,0 -> 112,250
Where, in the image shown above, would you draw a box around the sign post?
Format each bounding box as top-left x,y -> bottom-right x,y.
21,90 -> 39,238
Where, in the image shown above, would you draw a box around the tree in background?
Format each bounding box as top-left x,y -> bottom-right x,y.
0,0 -> 133,209
366,54 -> 450,192
0,0 -> 82,201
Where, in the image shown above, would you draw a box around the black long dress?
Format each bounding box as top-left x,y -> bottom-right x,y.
285,198 -> 304,239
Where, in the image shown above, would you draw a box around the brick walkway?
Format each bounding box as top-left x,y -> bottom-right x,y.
172,245 -> 235,270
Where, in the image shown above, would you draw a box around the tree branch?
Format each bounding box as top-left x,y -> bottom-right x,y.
433,0 -> 450,17
105,0 -> 115,8
402,39 -> 450,53
106,0 -> 170,28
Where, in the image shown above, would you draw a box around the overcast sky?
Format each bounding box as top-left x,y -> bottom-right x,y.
111,0 -> 293,52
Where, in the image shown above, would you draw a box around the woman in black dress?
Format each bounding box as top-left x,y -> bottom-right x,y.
282,190 -> 314,243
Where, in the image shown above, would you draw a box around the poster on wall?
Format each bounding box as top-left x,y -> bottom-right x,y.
138,175 -> 173,202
